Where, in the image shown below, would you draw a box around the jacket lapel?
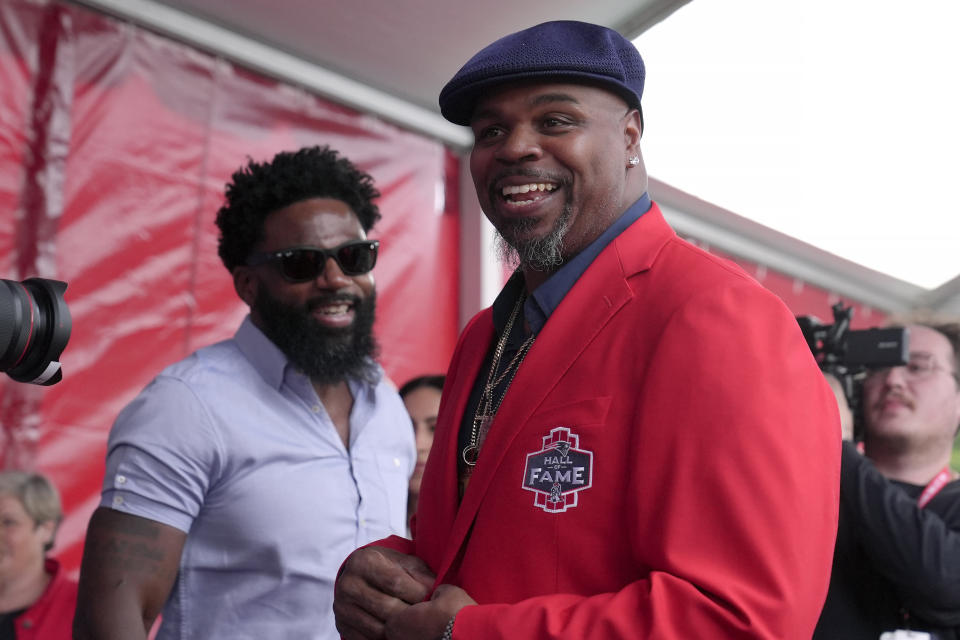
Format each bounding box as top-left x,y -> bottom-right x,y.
433,204 -> 676,582
417,311 -> 493,571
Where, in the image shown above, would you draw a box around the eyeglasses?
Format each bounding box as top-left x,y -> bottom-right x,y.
867,351 -> 960,384
246,240 -> 379,282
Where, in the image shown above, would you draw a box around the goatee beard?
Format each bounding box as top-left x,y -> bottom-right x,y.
253,287 -> 379,386
495,203 -> 572,272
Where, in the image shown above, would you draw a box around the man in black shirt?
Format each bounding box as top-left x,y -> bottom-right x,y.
815,322 -> 960,639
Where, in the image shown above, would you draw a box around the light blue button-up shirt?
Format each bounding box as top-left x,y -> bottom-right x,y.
102,316 -> 415,640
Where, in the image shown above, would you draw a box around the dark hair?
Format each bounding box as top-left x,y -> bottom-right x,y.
925,323 -> 960,386
887,321 -> 960,385
399,374 -> 445,399
215,145 -> 382,272
922,323 -> 960,434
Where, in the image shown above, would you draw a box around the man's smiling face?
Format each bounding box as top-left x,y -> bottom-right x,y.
239,197 -> 378,383
468,81 -> 640,271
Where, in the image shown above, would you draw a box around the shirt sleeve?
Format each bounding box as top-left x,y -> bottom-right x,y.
839,441 -> 960,623
101,374 -> 224,532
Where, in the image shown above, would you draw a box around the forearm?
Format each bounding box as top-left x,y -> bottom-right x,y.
73,590 -> 152,640
74,508 -> 184,640
73,533 -> 158,640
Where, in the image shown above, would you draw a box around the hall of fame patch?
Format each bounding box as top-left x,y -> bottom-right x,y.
522,426 -> 593,513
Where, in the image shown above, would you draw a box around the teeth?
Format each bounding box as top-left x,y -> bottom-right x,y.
502,183 -> 557,196
317,304 -> 349,315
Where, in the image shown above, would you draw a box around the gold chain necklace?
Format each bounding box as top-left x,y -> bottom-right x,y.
462,295 -> 536,467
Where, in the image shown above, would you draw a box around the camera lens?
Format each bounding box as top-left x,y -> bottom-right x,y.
0,278 -> 71,386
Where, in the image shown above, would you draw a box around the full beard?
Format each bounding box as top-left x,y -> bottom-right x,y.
494,202 -> 573,272
253,287 -> 379,386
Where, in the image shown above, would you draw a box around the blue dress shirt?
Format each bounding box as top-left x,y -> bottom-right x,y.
102,316 -> 415,640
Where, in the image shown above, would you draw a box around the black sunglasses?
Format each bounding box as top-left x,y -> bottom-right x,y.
246,240 -> 379,282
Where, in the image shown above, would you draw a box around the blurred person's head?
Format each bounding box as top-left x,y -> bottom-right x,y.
399,375 -> 445,500
0,471 -> 62,582
217,146 -> 382,385
861,323 -> 960,468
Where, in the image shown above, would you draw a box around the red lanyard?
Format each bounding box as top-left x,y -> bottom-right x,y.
917,466 -> 953,509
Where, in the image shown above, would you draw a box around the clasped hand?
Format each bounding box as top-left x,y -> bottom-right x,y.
333,546 -> 476,640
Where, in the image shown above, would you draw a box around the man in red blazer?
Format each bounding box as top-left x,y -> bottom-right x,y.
334,20 -> 841,640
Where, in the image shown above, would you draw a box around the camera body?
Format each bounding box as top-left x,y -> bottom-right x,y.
797,303 -> 908,439
0,278 -> 72,385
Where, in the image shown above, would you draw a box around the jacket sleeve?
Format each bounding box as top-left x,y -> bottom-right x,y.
450,281 -> 842,639
371,534 -> 416,556
839,441 -> 960,623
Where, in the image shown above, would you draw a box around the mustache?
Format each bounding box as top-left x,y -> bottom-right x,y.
876,390 -> 914,410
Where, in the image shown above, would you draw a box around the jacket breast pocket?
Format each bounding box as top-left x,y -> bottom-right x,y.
517,396 -> 611,513
527,395 -> 612,430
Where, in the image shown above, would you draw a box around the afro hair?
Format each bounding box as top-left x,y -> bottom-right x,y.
216,145 -> 382,272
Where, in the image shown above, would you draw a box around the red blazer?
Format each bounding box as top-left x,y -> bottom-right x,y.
380,204 -> 840,639
13,558 -> 78,640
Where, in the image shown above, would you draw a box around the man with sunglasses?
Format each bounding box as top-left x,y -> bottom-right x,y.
74,146 -> 416,640
816,322 -> 960,640
333,20 -> 841,640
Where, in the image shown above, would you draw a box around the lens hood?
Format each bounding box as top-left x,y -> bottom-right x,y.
0,278 -> 71,385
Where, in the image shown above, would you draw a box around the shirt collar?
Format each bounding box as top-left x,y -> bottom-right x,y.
235,316 -> 289,389
491,193 -> 652,335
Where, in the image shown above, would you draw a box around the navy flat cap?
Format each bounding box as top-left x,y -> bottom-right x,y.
439,20 -> 645,126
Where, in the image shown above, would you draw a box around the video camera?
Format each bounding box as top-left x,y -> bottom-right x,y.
797,303 -> 908,434
0,278 -> 71,386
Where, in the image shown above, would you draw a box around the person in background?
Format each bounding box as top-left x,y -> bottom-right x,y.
399,375 -> 445,527
0,471 -> 77,640
73,145 -> 415,640
815,321 -> 960,640
333,20 -> 840,640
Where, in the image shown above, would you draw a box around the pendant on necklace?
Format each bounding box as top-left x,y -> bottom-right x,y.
463,414 -> 492,466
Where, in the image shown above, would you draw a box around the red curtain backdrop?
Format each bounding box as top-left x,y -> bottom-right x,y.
0,0 -> 460,574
